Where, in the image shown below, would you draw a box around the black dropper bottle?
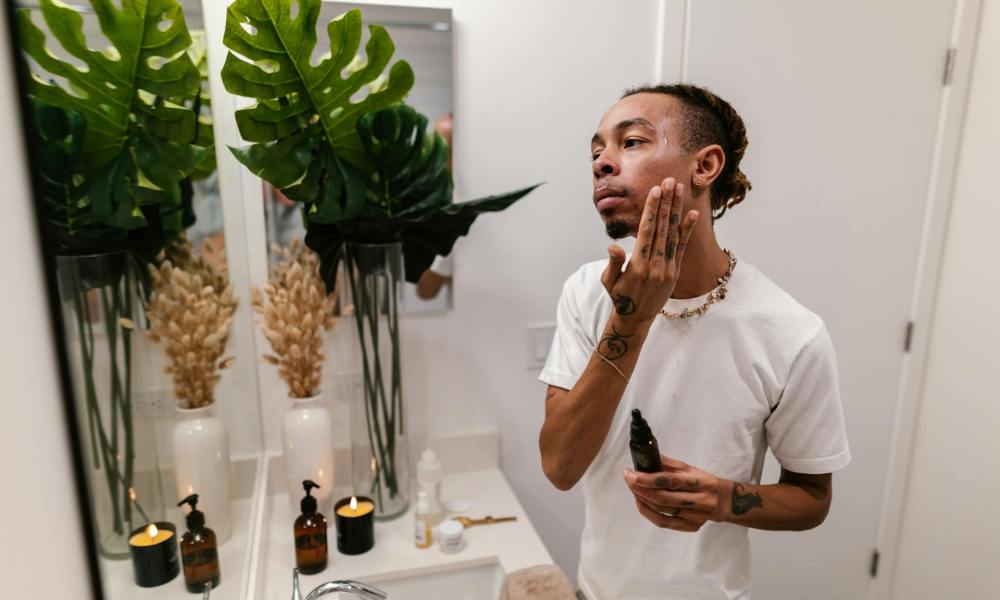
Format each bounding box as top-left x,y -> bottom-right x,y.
294,480 -> 328,575
630,409 -> 662,473
177,494 -> 220,593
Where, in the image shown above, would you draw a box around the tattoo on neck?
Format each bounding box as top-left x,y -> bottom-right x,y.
597,324 -> 633,360
731,482 -> 764,515
613,294 -> 636,315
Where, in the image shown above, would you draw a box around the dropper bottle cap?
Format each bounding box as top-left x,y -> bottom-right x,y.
177,493 -> 205,530
631,409 -> 652,443
301,480 -> 320,515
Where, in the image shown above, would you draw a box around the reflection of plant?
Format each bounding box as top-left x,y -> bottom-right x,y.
17,0 -> 209,550
18,0 -> 208,232
146,238 -> 238,409
251,239 -> 337,398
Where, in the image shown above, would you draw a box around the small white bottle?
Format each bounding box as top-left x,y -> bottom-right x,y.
414,491 -> 433,549
417,447 -> 443,523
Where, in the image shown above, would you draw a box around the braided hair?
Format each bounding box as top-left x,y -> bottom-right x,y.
621,84 -> 751,221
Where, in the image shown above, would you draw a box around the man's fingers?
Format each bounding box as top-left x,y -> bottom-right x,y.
674,210 -> 700,267
601,244 -> 627,291
651,178 -> 675,265
659,454 -> 690,471
635,498 -> 699,531
629,486 -> 708,513
665,183 -> 685,262
635,184 -> 664,261
626,469 -> 700,491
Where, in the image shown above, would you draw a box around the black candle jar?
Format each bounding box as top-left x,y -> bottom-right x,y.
128,522 -> 180,587
334,496 -> 375,555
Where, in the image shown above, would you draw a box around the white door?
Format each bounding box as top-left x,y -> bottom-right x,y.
679,1 -> 958,598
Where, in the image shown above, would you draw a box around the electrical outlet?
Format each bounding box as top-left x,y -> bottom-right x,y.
526,322 -> 556,370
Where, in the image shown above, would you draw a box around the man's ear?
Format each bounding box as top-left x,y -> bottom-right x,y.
693,144 -> 726,187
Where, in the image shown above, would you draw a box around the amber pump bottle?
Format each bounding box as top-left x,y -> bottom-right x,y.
630,409 -> 662,473
177,494 -> 221,593
294,480 -> 328,575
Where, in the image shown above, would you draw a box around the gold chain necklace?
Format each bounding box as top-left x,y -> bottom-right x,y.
659,249 -> 737,320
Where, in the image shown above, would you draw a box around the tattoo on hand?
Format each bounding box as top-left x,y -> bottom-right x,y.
613,294 -> 637,315
654,476 -> 668,489
731,482 -> 764,515
641,244 -> 650,258
687,479 -> 699,488
667,241 -> 677,260
682,500 -> 695,507
670,213 -> 680,225
597,325 -> 633,360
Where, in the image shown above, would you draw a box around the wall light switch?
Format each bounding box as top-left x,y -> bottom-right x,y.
526,322 -> 556,370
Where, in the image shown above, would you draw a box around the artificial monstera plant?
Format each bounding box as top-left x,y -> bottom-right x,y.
18,0 -> 209,240
221,0 -> 540,291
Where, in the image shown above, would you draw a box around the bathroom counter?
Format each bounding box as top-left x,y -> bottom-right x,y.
253,468 -> 554,599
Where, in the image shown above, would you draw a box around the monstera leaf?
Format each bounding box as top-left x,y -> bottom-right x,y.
28,98 -> 168,265
304,104 -> 541,290
221,2 -> 414,201
188,30 -> 216,181
17,0 -> 207,230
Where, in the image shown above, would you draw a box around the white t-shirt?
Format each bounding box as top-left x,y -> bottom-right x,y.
539,256 -> 851,600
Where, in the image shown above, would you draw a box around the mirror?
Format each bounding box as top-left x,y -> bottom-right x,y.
11,0 -> 266,597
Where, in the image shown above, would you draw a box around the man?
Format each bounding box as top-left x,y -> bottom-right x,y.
538,84 -> 850,599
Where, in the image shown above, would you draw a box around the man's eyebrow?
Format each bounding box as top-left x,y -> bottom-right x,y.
591,118 -> 656,146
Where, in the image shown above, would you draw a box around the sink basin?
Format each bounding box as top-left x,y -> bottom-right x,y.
369,562 -> 504,600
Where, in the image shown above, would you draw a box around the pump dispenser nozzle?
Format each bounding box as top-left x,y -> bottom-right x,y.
300,480 -> 320,515
178,493 -> 206,530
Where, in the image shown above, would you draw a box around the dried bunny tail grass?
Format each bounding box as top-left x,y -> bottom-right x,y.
146,237 -> 238,409
253,239 -> 337,399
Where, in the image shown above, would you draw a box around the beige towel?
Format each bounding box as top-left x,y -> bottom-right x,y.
499,565 -> 576,600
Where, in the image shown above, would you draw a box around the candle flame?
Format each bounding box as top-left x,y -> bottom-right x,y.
350,496 -> 358,511
147,523 -> 158,539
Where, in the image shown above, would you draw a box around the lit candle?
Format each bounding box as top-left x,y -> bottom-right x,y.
128,522 -> 180,587
334,496 -> 375,555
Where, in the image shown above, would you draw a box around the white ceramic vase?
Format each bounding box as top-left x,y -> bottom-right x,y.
282,392 -> 335,515
173,404 -> 233,542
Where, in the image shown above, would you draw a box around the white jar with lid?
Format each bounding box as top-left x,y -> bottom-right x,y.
437,519 -> 465,554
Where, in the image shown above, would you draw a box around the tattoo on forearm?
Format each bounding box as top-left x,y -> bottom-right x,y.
613,294 -> 636,315
597,325 -> 633,360
731,482 -> 764,515
546,389 -> 556,401
666,240 -> 677,260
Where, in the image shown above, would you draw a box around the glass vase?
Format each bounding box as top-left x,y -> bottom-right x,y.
55,252 -> 165,558
340,242 -> 409,520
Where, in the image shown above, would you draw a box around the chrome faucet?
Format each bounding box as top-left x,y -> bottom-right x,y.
291,568 -> 388,600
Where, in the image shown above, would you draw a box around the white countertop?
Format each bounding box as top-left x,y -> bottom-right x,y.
254,468 -> 554,599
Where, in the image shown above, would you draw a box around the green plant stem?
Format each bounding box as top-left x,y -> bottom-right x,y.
346,258 -> 390,508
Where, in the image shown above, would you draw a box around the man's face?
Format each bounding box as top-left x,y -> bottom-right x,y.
591,93 -> 690,239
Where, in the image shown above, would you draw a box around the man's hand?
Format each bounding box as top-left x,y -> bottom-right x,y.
624,454 -> 834,532
602,177 -> 699,326
624,455 -> 733,532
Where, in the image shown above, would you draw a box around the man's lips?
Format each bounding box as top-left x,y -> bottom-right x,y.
596,195 -> 626,211
594,187 -> 629,211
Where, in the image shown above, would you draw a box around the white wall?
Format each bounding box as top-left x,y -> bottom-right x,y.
891,0 -> 1000,597
394,0 -> 663,579
0,9 -> 94,598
